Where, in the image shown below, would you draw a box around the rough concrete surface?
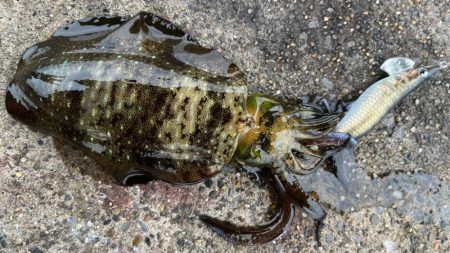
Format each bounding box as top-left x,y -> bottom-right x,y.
0,0 -> 449,252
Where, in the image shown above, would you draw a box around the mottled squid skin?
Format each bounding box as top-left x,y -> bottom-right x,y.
6,13 -> 251,184
5,12 -> 350,244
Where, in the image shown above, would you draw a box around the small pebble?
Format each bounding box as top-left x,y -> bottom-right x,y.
369,213 -> 379,225
383,240 -> 396,253
64,194 -> 72,201
432,241 -> 440,250
392,191 -> 403,199
29,246 -> 43,253
308,20 -> 319,28
208,190 -> 219,199
204,179 -> 212,188
121,222 -> 130,232
145,237 -> 151,246
112,208 -> 121,215
132,235 -> 142,246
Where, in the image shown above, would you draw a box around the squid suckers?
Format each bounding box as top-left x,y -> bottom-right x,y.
335,57 -> 448,138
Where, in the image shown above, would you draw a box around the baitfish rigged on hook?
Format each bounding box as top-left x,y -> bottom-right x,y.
335,57 -> 448,138
328,57 -> 448,219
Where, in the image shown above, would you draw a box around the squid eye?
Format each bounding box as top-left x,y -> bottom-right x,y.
418,68 -> 428,77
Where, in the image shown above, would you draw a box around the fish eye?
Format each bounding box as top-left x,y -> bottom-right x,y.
418,68 -> 428,77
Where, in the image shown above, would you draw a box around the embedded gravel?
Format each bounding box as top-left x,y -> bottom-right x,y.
0,0 -> 449,252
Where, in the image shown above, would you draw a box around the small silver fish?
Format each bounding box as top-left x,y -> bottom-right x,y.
335,57 -> 448,138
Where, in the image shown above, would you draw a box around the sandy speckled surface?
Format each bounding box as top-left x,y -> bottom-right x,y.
0,0 -> 449,252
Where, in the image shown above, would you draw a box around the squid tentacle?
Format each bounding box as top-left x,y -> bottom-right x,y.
200,168 -> 295,245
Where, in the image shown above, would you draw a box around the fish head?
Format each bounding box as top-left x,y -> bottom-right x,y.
412,60 -> 448,84
400,61 -> 448,93
381,58 -> 448,94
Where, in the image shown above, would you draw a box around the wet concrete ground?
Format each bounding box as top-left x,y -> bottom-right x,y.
0,0 -> 449,252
